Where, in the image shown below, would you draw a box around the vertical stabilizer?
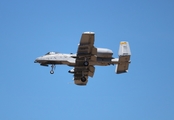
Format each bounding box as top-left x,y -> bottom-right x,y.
116,41 -> 131,74
118,41 -> 131,56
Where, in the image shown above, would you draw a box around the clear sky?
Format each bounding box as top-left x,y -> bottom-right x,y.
0,0 -> 174,119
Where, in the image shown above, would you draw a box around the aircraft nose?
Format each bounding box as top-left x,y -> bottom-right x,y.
34,57 -> 41,63
34,60 -> 38,63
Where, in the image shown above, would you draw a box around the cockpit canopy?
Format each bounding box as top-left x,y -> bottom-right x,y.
45,52 -> 59,55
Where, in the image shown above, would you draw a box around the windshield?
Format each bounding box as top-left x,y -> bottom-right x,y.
45,52 -> 59,55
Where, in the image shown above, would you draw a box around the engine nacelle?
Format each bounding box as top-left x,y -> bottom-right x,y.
68,69 -> 74,73
97,48 -> 113,58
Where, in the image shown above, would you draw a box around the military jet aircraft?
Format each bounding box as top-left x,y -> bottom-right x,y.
34,32 -> 131,85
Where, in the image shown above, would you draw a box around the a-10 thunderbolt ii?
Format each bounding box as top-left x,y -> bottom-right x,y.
34,32 -> 131,85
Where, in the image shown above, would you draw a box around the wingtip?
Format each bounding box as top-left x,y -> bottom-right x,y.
83,31 -> 94,34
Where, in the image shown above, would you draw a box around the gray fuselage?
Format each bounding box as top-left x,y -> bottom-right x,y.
34,48 -> 119,66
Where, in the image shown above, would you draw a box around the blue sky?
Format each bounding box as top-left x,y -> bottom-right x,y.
0,0 -> 174,119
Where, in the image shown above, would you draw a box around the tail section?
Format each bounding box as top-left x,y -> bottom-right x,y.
116,41 -> 131,74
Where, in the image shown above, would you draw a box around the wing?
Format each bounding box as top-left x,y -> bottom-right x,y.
73,65 -> 95,85
74,32 -> 97,85
77,32 -> 97,59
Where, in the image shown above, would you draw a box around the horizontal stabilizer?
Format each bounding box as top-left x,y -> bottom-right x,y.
116,41 -> 131,74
